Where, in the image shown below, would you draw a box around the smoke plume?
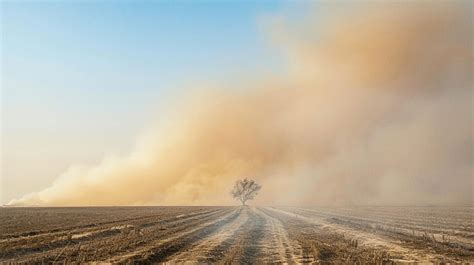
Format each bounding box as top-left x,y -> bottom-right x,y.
9,2 -> 472,206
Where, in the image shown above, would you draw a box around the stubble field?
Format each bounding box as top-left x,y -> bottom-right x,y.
0,206 -> 472,263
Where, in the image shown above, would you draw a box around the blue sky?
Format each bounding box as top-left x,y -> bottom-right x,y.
1,1 -> 306,204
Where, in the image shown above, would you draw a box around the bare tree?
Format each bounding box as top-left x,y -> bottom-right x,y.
231,178 -> 262,206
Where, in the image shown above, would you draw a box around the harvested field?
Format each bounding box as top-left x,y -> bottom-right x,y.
0,206 -> 472,263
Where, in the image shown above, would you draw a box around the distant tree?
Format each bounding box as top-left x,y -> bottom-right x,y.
231,178 -> 262,206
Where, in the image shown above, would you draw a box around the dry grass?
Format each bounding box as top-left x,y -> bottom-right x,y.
1,206 -> 472,263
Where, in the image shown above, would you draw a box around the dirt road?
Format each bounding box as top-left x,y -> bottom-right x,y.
1,206 -> 472,263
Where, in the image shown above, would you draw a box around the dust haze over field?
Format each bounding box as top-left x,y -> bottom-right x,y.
9,2 -> 472,206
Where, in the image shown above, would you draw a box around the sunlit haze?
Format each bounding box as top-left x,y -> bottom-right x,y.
1,2 -> 472,206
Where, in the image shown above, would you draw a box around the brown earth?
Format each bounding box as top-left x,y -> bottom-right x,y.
0,206 -> 472,263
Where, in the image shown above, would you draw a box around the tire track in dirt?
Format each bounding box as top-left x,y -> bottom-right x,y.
222,207 -> 267,264
4,208 -> 229,263
108,208 -> 240,263
254,207 -> 299,263
258,207 -> 317,263
211,206 -> 296,264
165,207 -> 250,262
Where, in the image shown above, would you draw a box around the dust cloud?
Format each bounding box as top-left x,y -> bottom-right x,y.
9,2 -> 472,206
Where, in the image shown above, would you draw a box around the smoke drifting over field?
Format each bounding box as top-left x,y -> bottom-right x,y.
10,3 -> 472,206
